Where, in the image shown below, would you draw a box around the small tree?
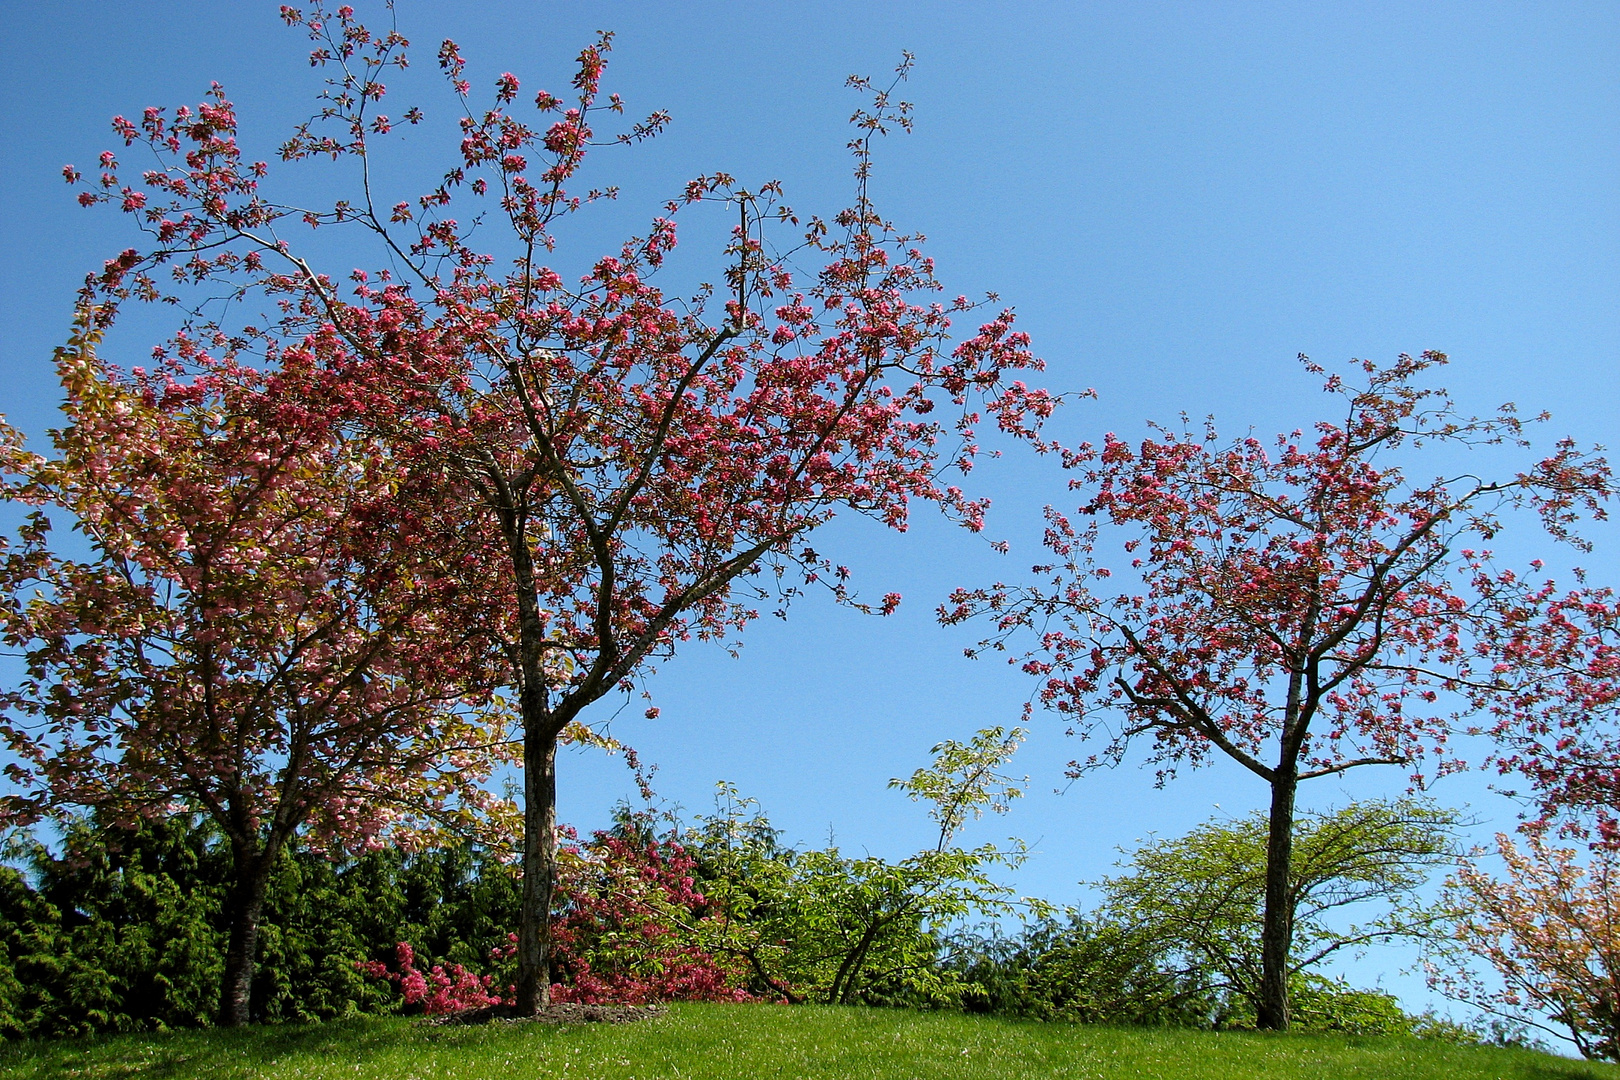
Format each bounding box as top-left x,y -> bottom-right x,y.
944,353 -> 1609,1027
1431,826 -> 1620,1061
0,328 -> 510,1025
1101,800 -> 1460,1021
692,728 -> 1035,1006
63,3 -> 1059,1011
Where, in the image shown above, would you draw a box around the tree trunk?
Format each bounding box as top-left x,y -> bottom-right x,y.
218,848 -> 273,1027
829,910 -> 888,1005
1256,774 -> 1298,1030
516,727 -> 559,1013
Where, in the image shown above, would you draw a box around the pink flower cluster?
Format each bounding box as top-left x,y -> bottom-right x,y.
359,939 -> 513,1015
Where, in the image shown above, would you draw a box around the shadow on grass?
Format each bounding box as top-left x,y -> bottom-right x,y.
0,1016 -> 444,1080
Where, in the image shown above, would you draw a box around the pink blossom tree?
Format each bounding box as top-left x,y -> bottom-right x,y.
943,353 -> 1609,1029
0,326 -> 514,1025
58,3 -> 1060,1012
1433,825 -> 1620,1060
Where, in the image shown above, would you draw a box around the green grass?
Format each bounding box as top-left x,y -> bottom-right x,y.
3,1003 -> 1616,1080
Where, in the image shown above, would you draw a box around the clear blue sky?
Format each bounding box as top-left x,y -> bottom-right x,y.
2,1 -> 1617,1024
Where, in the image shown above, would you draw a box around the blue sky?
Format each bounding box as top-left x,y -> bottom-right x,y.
2,1 -> 1617,1024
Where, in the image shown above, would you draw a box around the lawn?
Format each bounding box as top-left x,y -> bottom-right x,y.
3,1003 -> 1615,1080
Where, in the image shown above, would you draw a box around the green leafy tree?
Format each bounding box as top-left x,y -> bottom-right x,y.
1100,800 -> 1460,1021
691,728 -> 1038,1006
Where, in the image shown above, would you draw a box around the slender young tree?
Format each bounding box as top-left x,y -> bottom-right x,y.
943,353 -> 1608,1028
60,4 -> 1059,1011
0,326 -> 512,1026
691,728 -> 1033,1007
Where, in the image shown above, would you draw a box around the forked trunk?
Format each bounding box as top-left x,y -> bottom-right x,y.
829,923 -> 881,1005
1256,774 -> 1297,1030
515,727 -> 559,1013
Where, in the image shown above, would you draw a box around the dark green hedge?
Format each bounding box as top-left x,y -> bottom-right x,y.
0,814 -> 518,1036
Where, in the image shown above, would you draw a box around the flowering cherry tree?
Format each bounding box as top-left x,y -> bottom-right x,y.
0,326 -> 513,1026
1432,826 -> 1620,1060
59,3 -> 1058,1012
943,353 -> 1609,1029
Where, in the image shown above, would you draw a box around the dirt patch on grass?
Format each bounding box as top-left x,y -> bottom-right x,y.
425,1003 -> 669,1026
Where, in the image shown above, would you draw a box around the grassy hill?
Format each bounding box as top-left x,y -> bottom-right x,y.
3,1002 -> 1615,1080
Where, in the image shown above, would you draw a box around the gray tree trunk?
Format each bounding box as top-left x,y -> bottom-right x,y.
1256,773 -> 1297,1030
515,729 -> 559,1013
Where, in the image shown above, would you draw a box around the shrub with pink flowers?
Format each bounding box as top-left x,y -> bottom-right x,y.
547,817 -> 752,1004
361,813 -> 752,1011
359,939 -> 515,1015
